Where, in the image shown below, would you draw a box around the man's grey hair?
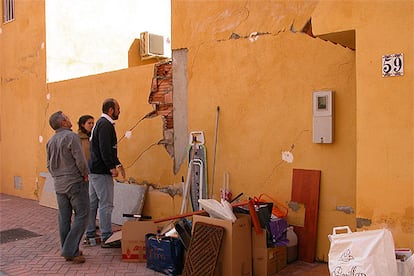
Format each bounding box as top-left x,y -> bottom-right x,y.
49,111 -> 64,130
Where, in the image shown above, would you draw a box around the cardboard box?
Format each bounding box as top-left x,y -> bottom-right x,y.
252,229 -> 287,275
121,220 -> 157,262
274,246 -> 287,272
192,214 -> 252,276
253,248 -> 277,276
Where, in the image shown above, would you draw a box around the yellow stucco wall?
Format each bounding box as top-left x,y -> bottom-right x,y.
187,33 -> 357,260
0,0 -> 46,199
170,0 -> 357,261
312,0 -> 414,249
43,66 -> 176,182
1,0 -> 412,261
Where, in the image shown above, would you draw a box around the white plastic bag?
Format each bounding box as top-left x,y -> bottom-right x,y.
198,199 -> 237,222
328,226 -> 398,276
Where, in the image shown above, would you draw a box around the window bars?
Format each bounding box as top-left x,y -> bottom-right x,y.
3,0 -> 15,23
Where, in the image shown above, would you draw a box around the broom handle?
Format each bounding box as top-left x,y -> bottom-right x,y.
210,106 -> 220,198
154,209 -> 207,223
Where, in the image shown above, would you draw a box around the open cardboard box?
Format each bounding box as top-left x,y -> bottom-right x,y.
192,213 -> 252,276
106,220 -> 157,262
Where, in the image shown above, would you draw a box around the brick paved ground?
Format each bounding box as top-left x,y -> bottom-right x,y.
0,193 -> 164,276
0,193 -> 328,276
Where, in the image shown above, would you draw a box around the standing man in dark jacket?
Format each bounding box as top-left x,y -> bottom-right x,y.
46,111 -> 89,263
86,98 -> 125,248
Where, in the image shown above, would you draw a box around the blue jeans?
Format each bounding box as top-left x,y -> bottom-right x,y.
86,174 -> 114,241
56,181 -> 89,258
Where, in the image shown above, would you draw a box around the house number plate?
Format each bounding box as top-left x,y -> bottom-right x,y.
382,53 -> 404,77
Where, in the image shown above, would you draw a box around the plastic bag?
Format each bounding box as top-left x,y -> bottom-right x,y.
328,226 -> 397,276
198,199 -> 237,222
268,218 -> 289,247
145,234 -> 185,276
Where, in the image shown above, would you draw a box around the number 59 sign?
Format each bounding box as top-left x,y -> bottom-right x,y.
382,53 -> 404,77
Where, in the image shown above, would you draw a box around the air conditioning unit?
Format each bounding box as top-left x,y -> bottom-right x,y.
140,32 -> 164,59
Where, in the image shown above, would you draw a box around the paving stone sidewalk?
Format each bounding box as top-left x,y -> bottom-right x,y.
0,193 -> 163,276
0,193 -> 328,276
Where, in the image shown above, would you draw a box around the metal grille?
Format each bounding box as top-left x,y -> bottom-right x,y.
183,222 -> 224,276
3,0 -> 15,23
0,228 -> 41,244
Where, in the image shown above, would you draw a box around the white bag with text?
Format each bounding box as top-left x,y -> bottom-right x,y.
328,226 -> 398,276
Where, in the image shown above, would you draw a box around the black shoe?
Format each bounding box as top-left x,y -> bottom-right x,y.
64,255 -> 86,264
101,239 -> 121,248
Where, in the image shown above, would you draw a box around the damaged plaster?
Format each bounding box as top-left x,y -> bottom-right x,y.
356,217 -> 372,228
147,49 -> 188,175
223,18 -> 314,42
288,200 -> 302,211
223,18 -> 354,51
148,59 -> 174,156
147,182 -> 183,198
287,200 -> 305,227
126,178 -> 183,198
336,205 -> 354,214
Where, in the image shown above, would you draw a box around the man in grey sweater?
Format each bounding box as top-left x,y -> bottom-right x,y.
46,111 -> 89,264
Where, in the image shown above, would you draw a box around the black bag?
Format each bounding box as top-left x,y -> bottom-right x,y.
145,234 -> 185,276
256,202 -> 273,228
233,202 -> 273,228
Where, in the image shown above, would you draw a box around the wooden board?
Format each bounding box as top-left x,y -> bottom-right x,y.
291,168 -> 321,263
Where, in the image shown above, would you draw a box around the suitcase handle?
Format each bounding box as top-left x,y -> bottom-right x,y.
332,226 -> 352,235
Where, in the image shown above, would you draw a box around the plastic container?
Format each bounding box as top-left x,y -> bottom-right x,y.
287,226 -> 298,263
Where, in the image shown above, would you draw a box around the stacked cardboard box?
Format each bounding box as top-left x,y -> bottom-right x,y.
274,246 -> 287,272
252,230 -> 287,275
119,213 -> 287,276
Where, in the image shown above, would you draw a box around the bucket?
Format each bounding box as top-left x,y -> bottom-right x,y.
287,226 -> 298,263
